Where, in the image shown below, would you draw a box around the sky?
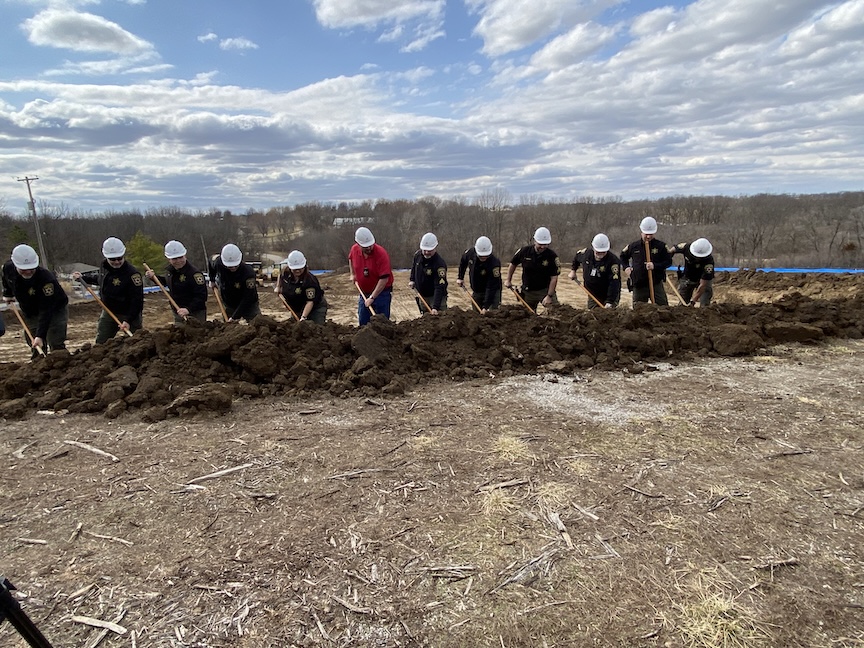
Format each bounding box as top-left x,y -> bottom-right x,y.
0,0 -> 862,213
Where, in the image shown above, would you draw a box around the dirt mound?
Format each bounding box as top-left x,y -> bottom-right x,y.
2,288 -> 862,421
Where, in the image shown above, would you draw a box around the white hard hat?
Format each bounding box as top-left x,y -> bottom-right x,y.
420,232 -> 438,251
474,236 -> 493,256
591,233 -> 611,252
287,250 -> 307,270
102,237 -> 126,259
534,227 -> 552,244
11,244 -> 39,270
355,227 -> 375,246
690,238 -> 713,258
164,240 -> 187,259
220,243 -> 242,267
640,217 -> 658,234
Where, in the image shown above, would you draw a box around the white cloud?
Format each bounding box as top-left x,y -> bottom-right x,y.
622,0 -> 828,67
219,37 -> 258,51
1,0 -> 863,207
197,32 -> 218,43
42,55 -> 170,76
528,22 -> 618,71
311,0 -> 444,28
466,0 -> 623,56
21,9 -> 153,54
779,0 -> 864,58
401,24 -> 445,53
312,0 -> 445,52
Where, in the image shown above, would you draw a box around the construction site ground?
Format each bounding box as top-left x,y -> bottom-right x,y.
1,268 -> 863,647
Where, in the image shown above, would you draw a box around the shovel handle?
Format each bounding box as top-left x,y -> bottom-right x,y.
414,289 -> 433,314
10,304 -> 46,356
643,239 -> 655,304
143,263 -> 187,320
354,282 -> 376,316
460,284 -> 483,312
572,277 -> 606,309
78,278 -> 133,336
277,293 -> 301,321
508,285 -> 536,314
212,285 -> 229,321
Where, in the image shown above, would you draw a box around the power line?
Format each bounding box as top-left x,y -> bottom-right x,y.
16,176 -> 49,269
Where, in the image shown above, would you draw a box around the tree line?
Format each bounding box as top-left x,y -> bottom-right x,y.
1,191 -> 863,273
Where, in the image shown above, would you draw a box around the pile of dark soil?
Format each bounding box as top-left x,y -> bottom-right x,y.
1,287 -> 862,421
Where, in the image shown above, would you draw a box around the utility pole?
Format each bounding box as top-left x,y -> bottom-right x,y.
17,176 -> 49,268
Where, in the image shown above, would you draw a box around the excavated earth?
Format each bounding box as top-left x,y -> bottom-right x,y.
0,271 -> 862,421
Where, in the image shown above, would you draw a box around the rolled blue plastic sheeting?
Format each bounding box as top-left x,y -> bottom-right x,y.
715,267 -> 864,274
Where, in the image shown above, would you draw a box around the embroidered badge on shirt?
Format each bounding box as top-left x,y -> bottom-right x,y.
43,284 -> 54,296
246,278 -> 256,289
112,278 -> 121,286
305,288 -> 316,300
194,273 -> 205,285
132,274 -> 143,286
437,268 -> 446,278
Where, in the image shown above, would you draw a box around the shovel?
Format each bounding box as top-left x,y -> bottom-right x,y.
643,239 -> 655,304
665,272 -> 687,305
414,289 -> 434,314
277,293 -> 301,321
572,276 -> 606,309
77,277 -> 133,336
143,263 -> 187,321
354,281 -> 377,316
508,285 -> 537,314
212,285 -> 229,321
9,304 -> 46,356
460,284 -> 483,312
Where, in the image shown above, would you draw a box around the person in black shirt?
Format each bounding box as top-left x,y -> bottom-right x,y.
620,217 -> 673,306
146,240 -> 207,323
505,226 -> 560,312
74,237 -> 144,343
209,243 -> 261,322
568,233 -> 621,309
457,236 -> 502,313
279,250 -> 328,323
670,238 -> 715,306
2,244 -> 69,356
409,232 -> 448,315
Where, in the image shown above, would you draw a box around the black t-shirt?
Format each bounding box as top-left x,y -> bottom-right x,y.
509,245 -> 560,291
620,239 -> 672,288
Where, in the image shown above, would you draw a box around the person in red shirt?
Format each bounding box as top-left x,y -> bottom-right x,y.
348,227 -> 394,325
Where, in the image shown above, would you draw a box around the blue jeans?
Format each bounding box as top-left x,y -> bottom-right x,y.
358,290 -> 392,326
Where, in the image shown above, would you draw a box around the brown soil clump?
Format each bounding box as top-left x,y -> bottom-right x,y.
1,273 -> 863,420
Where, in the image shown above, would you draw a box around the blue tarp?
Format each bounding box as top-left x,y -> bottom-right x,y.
715,267 -> 864,274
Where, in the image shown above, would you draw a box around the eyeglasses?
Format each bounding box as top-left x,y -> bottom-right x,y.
107,256 -> 124,262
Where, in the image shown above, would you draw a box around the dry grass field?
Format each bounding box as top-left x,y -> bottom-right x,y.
1,269 -> 863,647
